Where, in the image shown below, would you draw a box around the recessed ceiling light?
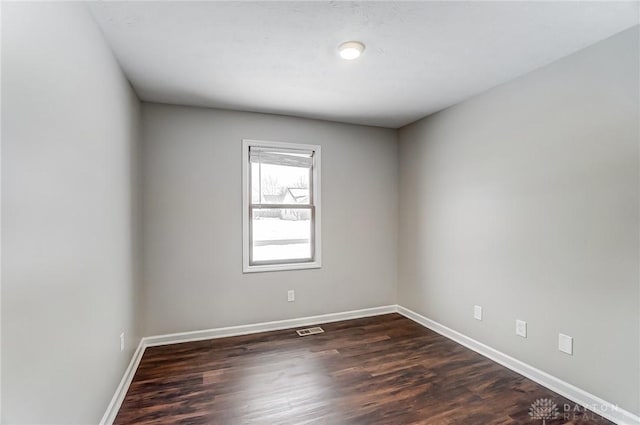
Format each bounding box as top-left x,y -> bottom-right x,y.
338,41 -> 365,60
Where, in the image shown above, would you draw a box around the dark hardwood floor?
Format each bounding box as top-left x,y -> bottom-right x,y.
114,314 -> 613,425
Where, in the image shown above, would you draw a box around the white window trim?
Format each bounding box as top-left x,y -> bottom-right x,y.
242,139 -> 322,273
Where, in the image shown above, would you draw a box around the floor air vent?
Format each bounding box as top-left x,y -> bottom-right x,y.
296,326 -> 325,337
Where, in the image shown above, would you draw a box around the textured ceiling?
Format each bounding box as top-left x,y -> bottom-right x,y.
89,1 -> 639,128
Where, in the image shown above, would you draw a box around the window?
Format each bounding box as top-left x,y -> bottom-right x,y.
242,139 -> 321,272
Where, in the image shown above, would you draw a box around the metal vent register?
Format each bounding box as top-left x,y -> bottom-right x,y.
296,326 -> 325,336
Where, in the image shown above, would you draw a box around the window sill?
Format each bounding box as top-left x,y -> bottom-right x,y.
243,261 -> 321,273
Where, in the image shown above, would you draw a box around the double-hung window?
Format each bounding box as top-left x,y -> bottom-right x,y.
242,139 -> 321,273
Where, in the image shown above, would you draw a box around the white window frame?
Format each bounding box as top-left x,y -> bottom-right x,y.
242,139 -> 322,273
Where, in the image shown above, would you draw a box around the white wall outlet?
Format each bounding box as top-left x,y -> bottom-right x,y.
287,290 -> 295,302
558,333 -> 573,355
473,305 -> 482,321
515,320 -> 527,338
120,332 -> 125,352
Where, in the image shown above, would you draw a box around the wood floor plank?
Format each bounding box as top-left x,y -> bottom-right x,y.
114,314 -> 614,425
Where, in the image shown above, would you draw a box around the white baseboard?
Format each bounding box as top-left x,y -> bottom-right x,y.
99,339 -> 146,425
397,305 -> 640,425
143,305 -> 397,347
99,305 -> 397,424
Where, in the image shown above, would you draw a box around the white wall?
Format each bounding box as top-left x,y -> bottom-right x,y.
398,26 -> 639,415
141,104 -> 397,335
2,3 -> 142,423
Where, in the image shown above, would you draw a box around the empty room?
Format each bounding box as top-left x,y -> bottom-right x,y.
2,1 -> 639,424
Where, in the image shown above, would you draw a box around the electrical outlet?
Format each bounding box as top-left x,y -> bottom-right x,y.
473,305 -> 482,321
515,320 -> 527,338
558,333 -> 573,355
120,332 -> 125,352
287,290 -> 295,302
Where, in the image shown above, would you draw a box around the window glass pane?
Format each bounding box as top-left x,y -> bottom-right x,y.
251,208 -> 312,263
250,151 -> 311,205
251,161 -> 261,204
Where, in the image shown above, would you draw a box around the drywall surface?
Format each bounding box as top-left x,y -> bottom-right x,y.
2,3 -> 142,423
398,26 -> 639,414
141,104 -> 398,335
